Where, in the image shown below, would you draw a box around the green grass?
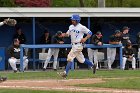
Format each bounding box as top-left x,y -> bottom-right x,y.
1,69 -> 140,80
0,89 -> 93,93
77,78 -> 140,90
1,69 -> 140,90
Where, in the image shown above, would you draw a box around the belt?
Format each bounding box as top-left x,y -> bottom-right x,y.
71,42 -> 82,45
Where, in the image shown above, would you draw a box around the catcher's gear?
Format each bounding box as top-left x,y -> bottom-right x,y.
4,18 -> 17,26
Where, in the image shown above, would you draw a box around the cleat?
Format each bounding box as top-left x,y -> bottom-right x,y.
53,69 -> 57,71
17,68 -> 21,72
0,76 -> 7,82
14,70 -> 17,73
93,63 -> 97,74
57,72 -> 67,79
43,68 -> 46,71
108,68 -> 113,71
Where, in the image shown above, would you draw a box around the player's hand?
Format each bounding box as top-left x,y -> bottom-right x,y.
119,42 -> 121,44
59,41 -> 64,44
98,42 -> 102,46
62,33 -> 68,37
80,38 -> 87,43
3,20 -> 7,24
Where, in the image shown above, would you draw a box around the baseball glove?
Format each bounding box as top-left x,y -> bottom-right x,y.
4,18 -> 17,26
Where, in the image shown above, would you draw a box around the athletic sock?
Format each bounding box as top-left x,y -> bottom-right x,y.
84,59 -> 93,67
65,62 -> 72,75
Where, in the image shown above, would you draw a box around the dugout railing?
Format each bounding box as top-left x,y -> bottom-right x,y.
20,44 -> 122,72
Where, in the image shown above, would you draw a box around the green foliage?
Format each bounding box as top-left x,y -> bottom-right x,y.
78,78 -> 140,90
52,0 -> 140,7
52,0 -> 97,7
1,70 -> 140,80
106,0 -> 140,7
0,0 -> 16,7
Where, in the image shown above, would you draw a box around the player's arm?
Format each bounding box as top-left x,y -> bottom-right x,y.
109,36 -> 120,44
8,46 -> 15,59
0,22 -> 4,26
62,33 -> 69,37
109,41 -> 120,44
0,18 -> 10,26
80,26 -> 92,43
81,31 -> 92,43
58,38 -> 64,44
61,29 -> 70,37
0,20 -> 7,26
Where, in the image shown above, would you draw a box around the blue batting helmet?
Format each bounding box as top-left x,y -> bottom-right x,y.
70,14 -> 81,23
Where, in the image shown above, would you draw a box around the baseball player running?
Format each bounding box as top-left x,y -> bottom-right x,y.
58,14 -> 96,78
107,30 -> 122,70
88,31 -> 103,70
43,31 -> 64,71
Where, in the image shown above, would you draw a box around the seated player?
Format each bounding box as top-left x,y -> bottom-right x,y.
8,39 -> 28,73
122,43 -> 136,70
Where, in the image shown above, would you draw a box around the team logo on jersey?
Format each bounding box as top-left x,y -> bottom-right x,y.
71,29 -> 80,33
14,48 -> 20,52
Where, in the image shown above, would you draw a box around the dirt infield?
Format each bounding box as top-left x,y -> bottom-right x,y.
0,79 -> 140,93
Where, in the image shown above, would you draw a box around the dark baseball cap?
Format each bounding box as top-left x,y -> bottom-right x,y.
122,26 -> 130,31
57,31 -> 62,35
96,31 -> 102,37
115,30 -> 120,34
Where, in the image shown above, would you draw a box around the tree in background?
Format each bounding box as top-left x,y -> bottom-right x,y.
79,0 -> 84,7
0,0 -> 16,7
118,0 -> 123,7
0,0 -> 140,7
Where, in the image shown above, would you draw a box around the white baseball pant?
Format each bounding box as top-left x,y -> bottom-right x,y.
122,57 -> 136,70
8,56 -> 28,71
107,48 -> 116,69
67,43 -> 85,63
43,48 -> 59,69
87,48 -> 99,69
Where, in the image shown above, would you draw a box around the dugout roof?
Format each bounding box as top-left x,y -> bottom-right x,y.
0,8 -> 140,17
